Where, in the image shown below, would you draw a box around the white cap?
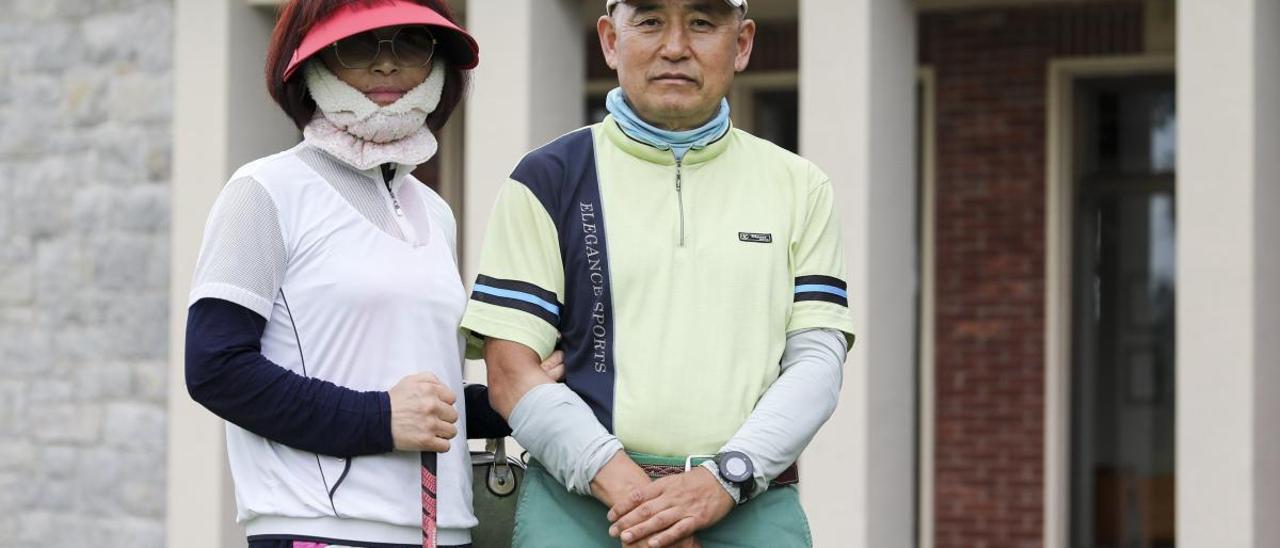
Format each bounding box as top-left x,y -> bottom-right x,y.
606,0 -> 747,13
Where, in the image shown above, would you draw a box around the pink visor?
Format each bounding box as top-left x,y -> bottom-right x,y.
283,0 -> 479,81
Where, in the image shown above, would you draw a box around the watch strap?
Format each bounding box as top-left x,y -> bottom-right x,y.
699,460 -> 745,504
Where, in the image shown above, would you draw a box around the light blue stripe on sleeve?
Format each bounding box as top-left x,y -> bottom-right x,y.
794,284 -> 849,299
473,284 -> 561,315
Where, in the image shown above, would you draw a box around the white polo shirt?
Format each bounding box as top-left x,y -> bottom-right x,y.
190,142 -> 473,546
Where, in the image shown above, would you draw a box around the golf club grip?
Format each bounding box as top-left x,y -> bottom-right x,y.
421,451 -> 438,548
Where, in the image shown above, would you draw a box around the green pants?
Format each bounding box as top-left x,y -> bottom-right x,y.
512,459 -> 812,548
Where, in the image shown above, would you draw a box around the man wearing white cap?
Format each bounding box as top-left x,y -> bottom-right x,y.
461,0 -> 854,546
606,0 -> 748,11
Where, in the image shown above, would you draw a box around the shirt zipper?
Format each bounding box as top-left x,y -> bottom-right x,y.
384,180 -> 404,217
675,158 -> 686,247
381,165 -> 404,217
379,163 -> 422,246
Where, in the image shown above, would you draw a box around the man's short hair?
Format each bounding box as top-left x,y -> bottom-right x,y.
606,0 -> 748,17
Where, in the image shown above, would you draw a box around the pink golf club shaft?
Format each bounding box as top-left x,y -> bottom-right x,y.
421,452 -> 437,548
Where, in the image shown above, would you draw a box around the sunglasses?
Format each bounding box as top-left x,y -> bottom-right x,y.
331,26 -> 437,70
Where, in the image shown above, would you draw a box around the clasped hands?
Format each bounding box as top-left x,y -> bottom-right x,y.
388,351 -> 565,451
599,457 -> 736,548
387,349 -> 732,547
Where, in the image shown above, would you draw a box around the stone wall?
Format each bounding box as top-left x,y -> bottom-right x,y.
0,0 -> 173,545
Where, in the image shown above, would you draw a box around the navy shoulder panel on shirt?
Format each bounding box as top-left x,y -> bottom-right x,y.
508,127 -> 596,228
506,126 -> 619,433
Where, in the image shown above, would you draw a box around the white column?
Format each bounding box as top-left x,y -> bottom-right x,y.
1178,1 -> 1280,546
167,1 -> 299,547
461,0 -> 585,280
460,0 -> 583,394
799,1 -> 917,547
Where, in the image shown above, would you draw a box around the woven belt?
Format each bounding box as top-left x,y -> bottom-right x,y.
632,453 -> 799,488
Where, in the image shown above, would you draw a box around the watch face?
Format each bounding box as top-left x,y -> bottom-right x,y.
724,456 -> 749,478
719,452 -> 753,483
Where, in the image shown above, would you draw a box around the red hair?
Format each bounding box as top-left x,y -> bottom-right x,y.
265,0 -> 470,131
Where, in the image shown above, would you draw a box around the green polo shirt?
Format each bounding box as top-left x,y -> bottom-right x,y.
461,116 -> 854,456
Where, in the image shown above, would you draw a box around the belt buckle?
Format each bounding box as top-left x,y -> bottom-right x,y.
684,454 -> 716,472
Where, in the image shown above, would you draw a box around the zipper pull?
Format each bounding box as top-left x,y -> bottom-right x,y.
379,163 -> 403,217
384,179 -> 404,217
675,159 -> 686,247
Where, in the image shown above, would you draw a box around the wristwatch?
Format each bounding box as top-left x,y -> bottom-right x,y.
714,451 -> 755,500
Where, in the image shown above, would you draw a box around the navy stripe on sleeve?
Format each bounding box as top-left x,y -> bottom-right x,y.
794,275 -> 849,307
474,275 -> 561,306
470,275 -> 562,326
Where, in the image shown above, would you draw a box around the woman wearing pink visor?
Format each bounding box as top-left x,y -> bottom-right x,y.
184,2 -> 562,547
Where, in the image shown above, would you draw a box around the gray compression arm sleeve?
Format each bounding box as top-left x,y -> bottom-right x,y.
507,383 -> 624,495
717,328 -> 848,499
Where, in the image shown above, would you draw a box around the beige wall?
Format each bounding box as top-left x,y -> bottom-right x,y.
167,0 -> 299,546
461,0 -> 584,281
459,0 -> 584,395
1256,0 -> 1280,542
799,0 -> 918,546
1178,0 -> 1280,546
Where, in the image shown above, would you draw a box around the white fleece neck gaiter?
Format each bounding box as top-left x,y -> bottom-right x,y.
301,60 -> 446,171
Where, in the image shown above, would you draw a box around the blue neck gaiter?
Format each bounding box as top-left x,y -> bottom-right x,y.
605,87 -> 730,161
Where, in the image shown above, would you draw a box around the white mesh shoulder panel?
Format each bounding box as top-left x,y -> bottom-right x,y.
296,146 -> 406,242
189,176 -> 288,319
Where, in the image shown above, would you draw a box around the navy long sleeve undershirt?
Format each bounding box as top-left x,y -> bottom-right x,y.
185,298 -> 512,459
464,383 -> 512,439
185,297 -> 393,458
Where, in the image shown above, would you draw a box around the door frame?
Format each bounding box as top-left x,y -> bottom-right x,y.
1043,53 -> 1176,548
916,65 -> 937,548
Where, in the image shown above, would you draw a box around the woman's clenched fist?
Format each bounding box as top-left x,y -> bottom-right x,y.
388,373 -> 459,452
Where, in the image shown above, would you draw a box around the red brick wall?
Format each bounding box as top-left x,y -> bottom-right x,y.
919,3 -> 1142,547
